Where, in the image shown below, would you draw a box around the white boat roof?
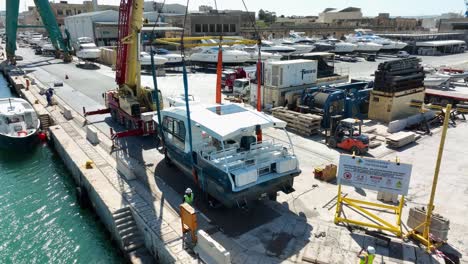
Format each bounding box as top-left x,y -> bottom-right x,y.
159,104 -> 286,140
0,98 -> 35,116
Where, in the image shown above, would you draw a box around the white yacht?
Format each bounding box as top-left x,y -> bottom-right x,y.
288,31 -> 315,45
0,98 -> 40,149
348,29 -> 407,51
153,48 -> 183,67
188,46 -> 251,65
326,38 -> 357,53
257,40 -> 296,54
140,51 -> 168,68
346,38 -> 383,53
274,39 -> 314,54
233,45 -> 282,62
74,37 -> 101,60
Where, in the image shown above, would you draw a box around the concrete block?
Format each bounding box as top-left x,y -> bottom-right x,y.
377,191 -> 399,203
387,119 -> 408,133
194,230 -> 231,264
86,126 -> 100,145
116,154 -> 137,180
63,106 -> 73,120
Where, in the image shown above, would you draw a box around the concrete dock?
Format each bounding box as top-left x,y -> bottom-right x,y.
2,45 -> 468,263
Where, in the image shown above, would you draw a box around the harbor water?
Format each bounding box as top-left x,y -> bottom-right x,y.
0,74 -> 123,263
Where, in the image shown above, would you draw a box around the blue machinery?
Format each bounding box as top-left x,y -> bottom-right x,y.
299,82 -> 372,128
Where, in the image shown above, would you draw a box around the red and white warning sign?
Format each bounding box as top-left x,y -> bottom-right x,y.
337,154 -> 412,195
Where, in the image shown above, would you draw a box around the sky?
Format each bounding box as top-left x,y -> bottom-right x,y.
0,0 -> 465,17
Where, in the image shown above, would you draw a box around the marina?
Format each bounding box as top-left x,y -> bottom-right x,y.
1,1 -> 468,264
0,74 -> 123,263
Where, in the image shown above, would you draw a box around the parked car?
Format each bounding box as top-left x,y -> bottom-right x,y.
397,51 -> 411,58
366,54 -> 376,61
339,56 -> 359,62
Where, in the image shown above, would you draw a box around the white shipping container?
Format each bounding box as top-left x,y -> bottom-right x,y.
265,59 -> 317,88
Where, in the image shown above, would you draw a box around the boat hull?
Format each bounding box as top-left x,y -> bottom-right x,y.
0,131 -> 39,150
166,144 -> 300,208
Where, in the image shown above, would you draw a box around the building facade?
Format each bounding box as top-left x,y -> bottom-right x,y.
318,7 -> 363,23
64,10 -> 119,46
21,0 -> 118,28
164,10 -> 254,36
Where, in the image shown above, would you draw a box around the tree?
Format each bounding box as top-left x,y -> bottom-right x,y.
258,9 -> 266,20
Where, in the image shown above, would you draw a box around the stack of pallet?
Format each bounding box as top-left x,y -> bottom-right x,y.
374,58 -> 425,93
386,131 -> 416,148
271,107 -> 322,136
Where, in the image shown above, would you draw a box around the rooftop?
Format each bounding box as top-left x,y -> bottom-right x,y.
416,40 -> 466,46
159,104 -> 286,140
66,10 -> 118,18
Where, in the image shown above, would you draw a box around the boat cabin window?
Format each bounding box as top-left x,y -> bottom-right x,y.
163,116 -> 186,150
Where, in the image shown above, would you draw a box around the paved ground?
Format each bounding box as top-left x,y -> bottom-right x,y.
11,45 -> 468,263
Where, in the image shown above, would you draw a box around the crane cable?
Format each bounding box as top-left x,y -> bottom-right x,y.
241,0 -> 263,111
149,0 -> 166,146
179,0 -> 199,185
214,0 -> 223,104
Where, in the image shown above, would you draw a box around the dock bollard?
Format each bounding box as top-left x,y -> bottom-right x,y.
85,160 -> 94,169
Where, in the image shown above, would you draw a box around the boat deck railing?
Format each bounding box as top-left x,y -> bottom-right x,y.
200,140 -> 291,172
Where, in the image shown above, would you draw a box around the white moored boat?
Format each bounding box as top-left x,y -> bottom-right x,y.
0,98 -> 40,149
326,38 -> 357,53
257,40 -> 297,54
234,45 -> 282,62
274,39 -> 315,54
189,46 -> 251,65
140,51 -> 168,69
153,48 -> 183,67
353,29 -> 407,51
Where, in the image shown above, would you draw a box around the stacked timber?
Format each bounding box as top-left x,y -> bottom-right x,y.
271,107 -> 322,136
374,58 -> 425,93
386,131 -> 416,148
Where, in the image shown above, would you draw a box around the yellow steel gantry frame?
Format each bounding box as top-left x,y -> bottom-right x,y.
334,156 -> 406,237
405,104 -> 452,252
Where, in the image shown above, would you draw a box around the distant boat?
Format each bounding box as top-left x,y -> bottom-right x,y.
232,45 -> 283,62
257,40 -> 297,54
152,48 -> 183,67
188,46 -> 251,65
140,51 -> 168,69
0,98 -> 40,149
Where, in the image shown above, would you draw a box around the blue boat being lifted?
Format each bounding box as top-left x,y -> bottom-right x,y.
156,103 -> 300,208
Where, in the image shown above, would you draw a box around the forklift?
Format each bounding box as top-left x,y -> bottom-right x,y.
328,118 -> 369,155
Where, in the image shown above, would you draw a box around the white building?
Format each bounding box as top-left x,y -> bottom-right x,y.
64,10 -> 119,45
317,7 -> 362,23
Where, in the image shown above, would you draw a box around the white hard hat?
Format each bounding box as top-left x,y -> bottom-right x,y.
185,188 -> 192,194
367,246 -> 376,254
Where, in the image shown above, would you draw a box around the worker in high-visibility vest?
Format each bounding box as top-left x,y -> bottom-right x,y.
183,188 -> 194,205
359,246 -> 376,264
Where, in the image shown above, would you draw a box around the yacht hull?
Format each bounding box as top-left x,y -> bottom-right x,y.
0,131 -> 39,150
165,144 -> 299,208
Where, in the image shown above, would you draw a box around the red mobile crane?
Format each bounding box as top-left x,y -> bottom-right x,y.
83,0 -> 163,139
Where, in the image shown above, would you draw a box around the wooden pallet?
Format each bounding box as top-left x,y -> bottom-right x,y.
271,107 -> 322,136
